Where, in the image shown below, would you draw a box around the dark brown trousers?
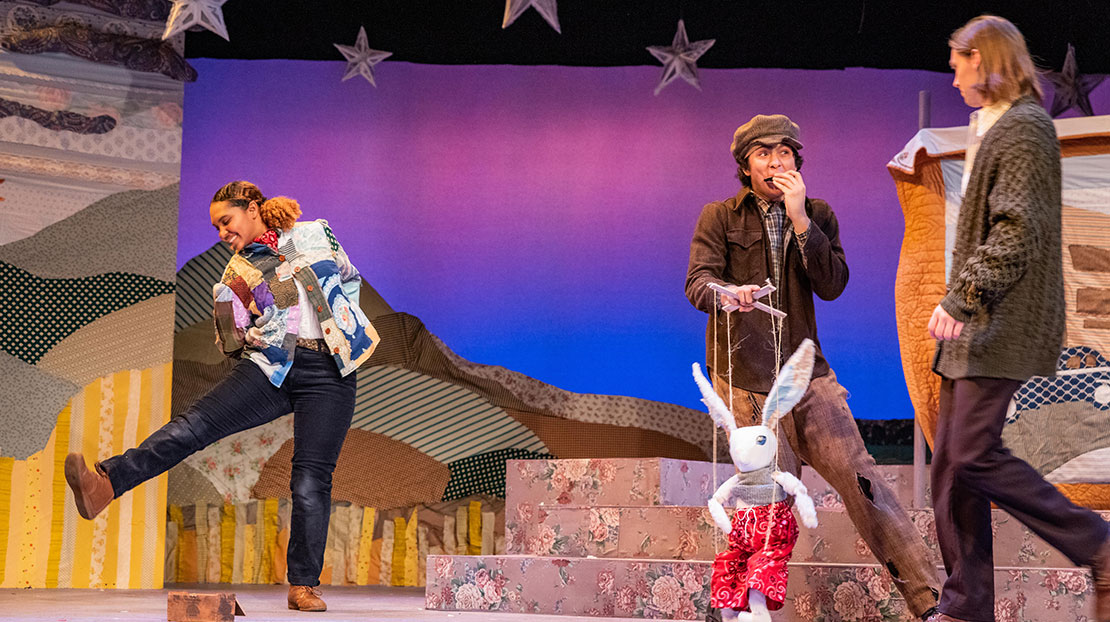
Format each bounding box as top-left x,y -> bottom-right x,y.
932,376 -> 1110,622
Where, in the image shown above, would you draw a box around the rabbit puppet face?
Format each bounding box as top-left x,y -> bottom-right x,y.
729,424 -> 778,472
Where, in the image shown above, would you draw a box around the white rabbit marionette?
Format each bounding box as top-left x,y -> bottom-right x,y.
692,338 -> 819,622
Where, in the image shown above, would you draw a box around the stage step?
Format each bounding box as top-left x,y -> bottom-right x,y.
507,459 -> 924,513
506,504 -> 1082,568
506,458 -> 734,509
505,505 -> 721,560
456,459 -> 1109,620
426,554 -> 1098,621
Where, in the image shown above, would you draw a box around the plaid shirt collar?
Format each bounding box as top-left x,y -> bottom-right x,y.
749,190 -> 789,292
751,193 -> 782,215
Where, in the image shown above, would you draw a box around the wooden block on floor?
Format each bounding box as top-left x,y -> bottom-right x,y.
167,592 -> 245,622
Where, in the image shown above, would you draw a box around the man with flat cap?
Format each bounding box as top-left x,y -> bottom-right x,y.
685,114 -> 941,620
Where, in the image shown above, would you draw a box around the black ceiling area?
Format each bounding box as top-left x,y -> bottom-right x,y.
184,1 -> 1110,74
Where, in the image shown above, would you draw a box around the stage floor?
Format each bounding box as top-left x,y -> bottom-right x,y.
0,584 -> 642,621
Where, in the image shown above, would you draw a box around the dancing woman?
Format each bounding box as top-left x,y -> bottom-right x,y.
65,180 -> 379,612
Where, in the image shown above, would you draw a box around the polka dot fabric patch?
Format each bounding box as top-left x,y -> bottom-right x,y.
0,261 -> 174,364
442,448 -> 554,501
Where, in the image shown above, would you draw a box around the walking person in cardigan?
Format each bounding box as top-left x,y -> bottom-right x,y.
63,180 -> 379,612
928,15 -> 1110,622
686,115 -> 941,620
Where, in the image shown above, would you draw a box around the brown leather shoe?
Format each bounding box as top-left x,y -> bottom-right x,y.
63,453 -> 114,520
1093,535 -> 1110,622
288,585 -> 326,612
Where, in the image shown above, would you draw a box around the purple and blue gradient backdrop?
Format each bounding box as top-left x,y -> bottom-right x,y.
179,60 -> 980,418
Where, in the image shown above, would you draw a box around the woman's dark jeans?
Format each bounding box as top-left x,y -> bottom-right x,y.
99,348 -> 356,586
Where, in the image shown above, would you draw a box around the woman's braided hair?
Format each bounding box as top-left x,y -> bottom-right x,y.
211,180 -> 301,231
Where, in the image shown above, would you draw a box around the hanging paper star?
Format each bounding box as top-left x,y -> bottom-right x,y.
502,0 -> 560,34
1045,44 -> 1105,117
646,19 -> 716,95
162,0 -> 229,41
334,26 -> 393,86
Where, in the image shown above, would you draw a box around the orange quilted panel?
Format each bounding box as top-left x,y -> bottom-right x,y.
1055,483 -> 1110,510
890,155 -> 950,447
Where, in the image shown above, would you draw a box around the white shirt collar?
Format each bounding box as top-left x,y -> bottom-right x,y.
970,100 -> 1013,137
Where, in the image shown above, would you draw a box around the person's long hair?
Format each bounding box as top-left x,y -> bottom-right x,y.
949,15 -> 1043,104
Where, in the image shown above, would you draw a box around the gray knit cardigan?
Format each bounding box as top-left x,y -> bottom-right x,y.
933,96 -> 1065,381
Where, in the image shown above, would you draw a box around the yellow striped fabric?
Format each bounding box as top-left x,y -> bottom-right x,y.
0,457 -> 13,586
251,500 -> 265,583
403,507 -> 418,587
241,522 -> 256,584
231,503 -> 244,584
260,498 -> 278,583
240,501 -> 256,584
143,500 -> 544,588
206,505 -> 221,583
467,501 -> 481,555
379,519 -> 393,586
368,538 -> 382,585
345,505 -> 360,583
0,365 -> 170,588
220,502 -> 235,583
356,507 -> 375,585
194,503 -> 208,583
46,405 -> 71,587
178,517 -> 198,583
390,516 -> 405,586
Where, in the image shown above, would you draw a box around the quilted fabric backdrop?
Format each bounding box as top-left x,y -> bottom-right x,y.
0,0 -> 188,588
888,114 -> 1110,508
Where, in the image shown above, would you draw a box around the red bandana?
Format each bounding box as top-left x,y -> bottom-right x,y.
253,229 -> 279,251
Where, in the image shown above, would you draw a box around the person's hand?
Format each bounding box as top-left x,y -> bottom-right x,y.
928,304 -> 965,340
772,170 -> 809,232
718,283 -> 763,312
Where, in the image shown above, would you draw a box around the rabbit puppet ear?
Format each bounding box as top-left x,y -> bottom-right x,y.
761,339 -> 816,429
692,362 -> 737,432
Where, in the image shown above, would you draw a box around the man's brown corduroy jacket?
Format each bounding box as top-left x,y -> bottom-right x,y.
685,187 -> 849,392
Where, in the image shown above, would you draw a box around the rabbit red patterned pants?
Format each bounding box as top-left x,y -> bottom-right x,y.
710,501 -> 798,611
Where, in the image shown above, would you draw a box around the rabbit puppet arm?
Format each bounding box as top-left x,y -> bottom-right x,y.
692,363 -> 736,432
708,474 -> 740,533
771,470 -> 819,529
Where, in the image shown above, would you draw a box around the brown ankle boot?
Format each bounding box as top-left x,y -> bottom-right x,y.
1093,535 -> 1110,622
288,585 -> 326,612
63,453 -> 114,520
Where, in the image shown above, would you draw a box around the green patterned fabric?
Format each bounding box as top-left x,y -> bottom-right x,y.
0,261 -> 174,364
322,222 -> 340,253
352,365 -> 547,464
442,448 -> 554,501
